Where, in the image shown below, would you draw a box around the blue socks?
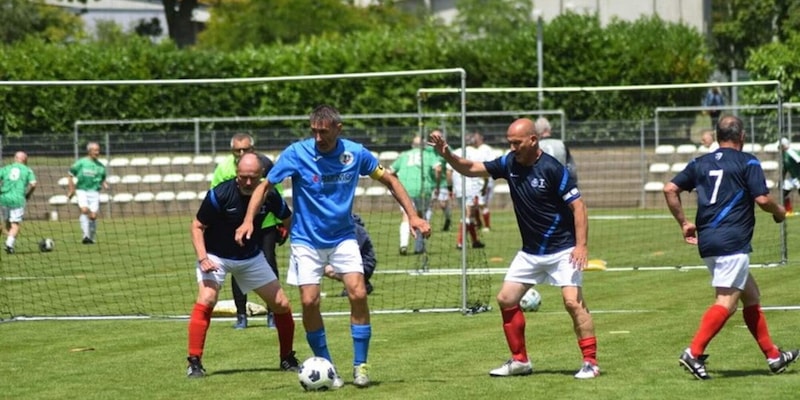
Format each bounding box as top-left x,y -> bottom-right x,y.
352,323 -> 371,366
306,328 -> 332,362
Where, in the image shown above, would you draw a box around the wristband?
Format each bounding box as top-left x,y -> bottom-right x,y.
198,257 -> 208,264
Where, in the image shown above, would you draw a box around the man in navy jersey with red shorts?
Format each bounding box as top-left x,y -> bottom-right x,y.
429,118 -> 599,379
664,115 -> 798,380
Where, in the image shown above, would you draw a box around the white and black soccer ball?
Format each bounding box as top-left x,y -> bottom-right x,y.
298,357 -> 336,391
519,287 -> 542,312
39,238 -> 55,252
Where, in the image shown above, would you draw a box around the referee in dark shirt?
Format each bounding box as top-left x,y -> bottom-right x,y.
185,152 -> 300,378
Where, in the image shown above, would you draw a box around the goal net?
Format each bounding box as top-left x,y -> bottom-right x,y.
0,77 -> 787,320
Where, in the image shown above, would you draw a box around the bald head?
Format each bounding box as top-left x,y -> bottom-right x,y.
509,118 -> 535,137
236,152 -> 265,196
14,151 -> 28,164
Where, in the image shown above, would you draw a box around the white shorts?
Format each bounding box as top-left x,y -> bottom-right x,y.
1,206 -> 24,223
784,178 -> 800,191
195,253 -> 277,293
287,241 -> 363,286
481,184 -> 494,206
433,188 -> 450,202
504,247 -> 583,287
76,190 -> 100,213
703,253 -> 749,290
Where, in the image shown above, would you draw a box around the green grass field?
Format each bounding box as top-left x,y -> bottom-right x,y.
1,208 -> 798,398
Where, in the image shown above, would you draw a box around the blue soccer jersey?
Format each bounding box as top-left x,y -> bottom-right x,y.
484,152 -> 581,255
671,148 -> 769,257
268,138 -> 381,248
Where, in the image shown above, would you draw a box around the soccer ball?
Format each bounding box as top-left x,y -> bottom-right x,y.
298,357 -> 336,391
39,238 -> 55,252
519,287 -> 542,312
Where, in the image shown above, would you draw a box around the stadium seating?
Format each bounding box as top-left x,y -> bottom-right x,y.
675,144 -> 697,154
57,177 -> 70,186
109,157 -> 130,167
48,194 -> 71,205
155,191 -> 176,201
378,151 -> 399,163
761,160 -> 779,171
111,193 -> 134,203
121,174 -> 143,184
129,157 -> 150,167
162,173 -> 184,183
134,192 -> 155,202
184,173 -> 206,183
170,156 -> 192,166
150,156 -> 171,166
743,143 -> 763,153
176,191 -> 198,201
142,174 -> 163,184
192,155 -> 214,165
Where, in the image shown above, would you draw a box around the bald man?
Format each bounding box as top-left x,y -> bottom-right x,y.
0,152 -> 37,254
429,118 -> 598,379
187,152 -> 298,378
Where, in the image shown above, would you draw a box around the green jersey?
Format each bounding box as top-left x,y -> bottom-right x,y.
784,148 -> 800,179
69,157 -> 106,191
0,162 -> 36,208
391,147 -> 440,198
210,154 -> 284,228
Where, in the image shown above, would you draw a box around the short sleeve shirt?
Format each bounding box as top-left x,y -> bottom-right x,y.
484,152 -> 580,255
69,157 -> 106,191
196,179 -> 291,259
0,162 -> 36,208
671,148 -> 767,257
268,138 -> 381,248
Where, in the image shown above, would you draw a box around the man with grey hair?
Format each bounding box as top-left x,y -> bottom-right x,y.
535,117 -> 577,181
68,142 -> 108,244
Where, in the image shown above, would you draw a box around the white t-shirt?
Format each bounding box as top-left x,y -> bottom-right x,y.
450,146 -> 486,199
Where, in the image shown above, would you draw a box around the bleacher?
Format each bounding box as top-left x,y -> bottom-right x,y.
641,142 -> 783,208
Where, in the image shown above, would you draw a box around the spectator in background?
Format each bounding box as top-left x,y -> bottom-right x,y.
324,213 -> 376,296
430,132 -> 454,232
390,135 -> 440,255
664,115 -> 798,380
700,130 -> 719,152
449,136 -> 486,250
0,151 -> 37,254
779,137 -> 800,216
211,133 -> 287,330
472,131 -> 496,232
536,117 -> 578,181
68,142 -> 108,244
703,84 -> 725,129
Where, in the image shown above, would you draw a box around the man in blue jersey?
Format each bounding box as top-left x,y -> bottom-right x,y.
428,118 -> 599,380
186,153 -> 299,378
664,115 -> 798,380
235,104 -> 430,389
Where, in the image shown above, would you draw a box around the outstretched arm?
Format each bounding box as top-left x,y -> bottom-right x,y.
428,131 -> 490,178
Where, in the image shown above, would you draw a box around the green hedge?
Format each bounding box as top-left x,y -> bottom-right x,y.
0,14 -> 713,140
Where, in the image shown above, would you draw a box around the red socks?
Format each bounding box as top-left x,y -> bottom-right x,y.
743,304 -> 780,359
273,310 -> 296,359
578,337 -> 598,364
501,305 -> 528,362
690,304 -> 730,357
187,303 -> 213,358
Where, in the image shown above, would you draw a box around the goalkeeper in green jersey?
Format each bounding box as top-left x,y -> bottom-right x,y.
0,151 -> 37,254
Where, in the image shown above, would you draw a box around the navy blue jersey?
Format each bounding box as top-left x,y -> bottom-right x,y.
484,152 -> 581,255
671,148 -> 769,257
197,179 -> 291,259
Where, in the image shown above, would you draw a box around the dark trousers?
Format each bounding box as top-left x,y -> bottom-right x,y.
232,226 -> 280,315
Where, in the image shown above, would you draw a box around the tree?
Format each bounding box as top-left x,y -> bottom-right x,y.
56,0 -> 199,48
0,0 -> 84,44
453,0 -> 534,38
710,0 -> 800,77
198,0 -> 424,51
